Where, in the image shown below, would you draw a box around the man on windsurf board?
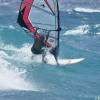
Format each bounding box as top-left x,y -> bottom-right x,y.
17,0 -> 53,55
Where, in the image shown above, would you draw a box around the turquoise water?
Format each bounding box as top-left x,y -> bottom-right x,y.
0,1 -> 100,100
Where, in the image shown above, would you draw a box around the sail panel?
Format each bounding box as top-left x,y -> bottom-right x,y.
29,0 -> 58,31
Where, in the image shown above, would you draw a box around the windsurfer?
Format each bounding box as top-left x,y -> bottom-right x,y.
17,0 -> 51,54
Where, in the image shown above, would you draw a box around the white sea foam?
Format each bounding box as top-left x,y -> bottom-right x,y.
0,42 -> 44,91
9,25 -> 15,30
0,2 -> 9,6
96,32 -> 100,35
74,7 -> 100,13
0,57 -> 37,91
64,25 -> 89,35
0,25 -> 15,30
0,42 -> 19,52
95,24 -> 100,28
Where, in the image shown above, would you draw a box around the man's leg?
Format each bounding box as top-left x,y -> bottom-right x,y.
31,35 -> 45,54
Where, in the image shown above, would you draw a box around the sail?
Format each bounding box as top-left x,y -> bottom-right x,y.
17,0 -> 60,61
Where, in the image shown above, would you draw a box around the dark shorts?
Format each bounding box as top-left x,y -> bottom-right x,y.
31,35 -> 45,54
31,46 -> 43,54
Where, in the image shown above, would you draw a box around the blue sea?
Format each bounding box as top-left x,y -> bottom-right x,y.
0,0 -> 100,100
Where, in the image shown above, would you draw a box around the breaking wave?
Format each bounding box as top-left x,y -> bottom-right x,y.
64,25 -> 89,35
0,41 -> 45,91
63,24 -> 100,36
74,7 -> 100,13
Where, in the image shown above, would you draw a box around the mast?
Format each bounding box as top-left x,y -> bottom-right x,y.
56,0 -> 60,63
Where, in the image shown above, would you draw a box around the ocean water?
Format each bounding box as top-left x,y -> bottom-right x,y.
0,0 -> 100,100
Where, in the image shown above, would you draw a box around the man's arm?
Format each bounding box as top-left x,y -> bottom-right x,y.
21,0 -> 36,33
